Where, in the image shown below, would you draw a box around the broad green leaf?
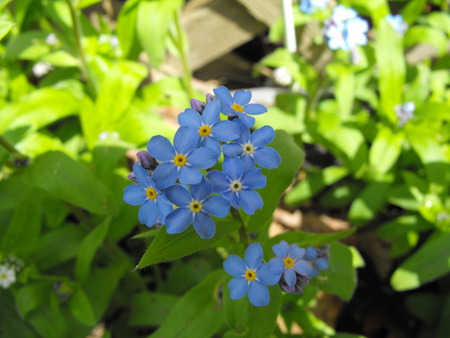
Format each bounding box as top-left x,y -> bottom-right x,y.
401,0 -> 427,24
319,181 -> 362,208
75,217 -> 111,282
246,130 -> 304,232
387,184 -> 420,211
14,282 -> 50,318
0,176 -> 28,212
287,307 -> 335,336
28,306 -> 67,338
0,0 -> 13,11
352,0 -> 389,25
404,25 -> 448,57
259,48 -> 306,87
375,19 -> 405,123
150,270 -> 224,338
76,0 -> 101,8
326,63 -> 355,117
425,11 -> 450,35
136,216 -> 240,268
68,286 -> 97,326
369,127 -> 404,173
0,292 -> 37,338
319,242 -> 356,301
255,106 -> 304,135
348,180 -> 391,226
5,31 -> 49,60
0,21 -> 14,40
128,292 -> 179,327
285,166 -> 349,207
41,49 -> 79,67
391,231 -> 450,291
25,151 -> 115,215
116,0 -> 140,58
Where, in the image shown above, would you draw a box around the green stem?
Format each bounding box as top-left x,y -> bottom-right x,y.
0,135 -> 28,163
231,208 -> 248,247
173,10 -> 194,98
304,74 -> 327,121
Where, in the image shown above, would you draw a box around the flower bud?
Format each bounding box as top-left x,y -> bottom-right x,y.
136,151 -> 156,170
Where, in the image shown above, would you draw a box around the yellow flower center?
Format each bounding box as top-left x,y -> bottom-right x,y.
189,200 -> 202,213
173,204 -> 179,209
1,273 -> 6,279
146,187 -> 157,200
199,125 -> 211,137
284,257 -> 294,269
245,269 -> 256,281
231,103 -> 244,113
242,143 -> 254,155
174,154 -> 187,166
230,179 -> 243,192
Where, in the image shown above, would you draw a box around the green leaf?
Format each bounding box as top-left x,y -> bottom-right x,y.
404,25 -> 448,57
136,216 -> 240,268
128,292 -> 179,327
25,151 -> 115,215
319,242 -> 356,301
14,282 -> 50,318
390,231 -> 450,291
68,286 -> 97,326
425,12 -> 450,35
0,0 -> 13,11
326,63 -> 355,118
375,19 -> 405,123
286,306 -> 335,336
76,0 -> 101,8
5,31 -> 50,60
116,0 -> 140,58
401,0 -> 427,24
28,306 -> 67,338
246,130 -> 304,232
255,106 -> 305,135
369,127 -> 404,174
150,270 -> 224,338
0,21 -> 14,40
438,293 -> 450,338
75,217 -> 111,283
0,291 -> 37,338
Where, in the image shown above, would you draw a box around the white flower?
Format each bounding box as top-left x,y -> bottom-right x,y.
0,265 -> 16,289
32,61 -> 53,77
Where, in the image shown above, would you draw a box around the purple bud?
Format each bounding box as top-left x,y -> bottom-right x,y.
190,98 -> 206,113
205,93 -> 216,103
136,150 -> 155,170
278,272 -> 309,294
127,172 -> 138,183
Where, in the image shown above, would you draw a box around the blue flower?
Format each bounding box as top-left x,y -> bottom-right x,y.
325,5 -> 369,51
304,246 -> 329,277
207,156 -> 266,215
268,241 -> 313,287
147,126 -> 217,189
395,101 -> 415,127
123,163 -> 173,227
213,86 -> 267,128
163,178 -> 230,239
222,124 -> 281,170
223,243 -> 279,306
300,0 -> 328,14
386,14 -> 407,36
178,100 -> 241,158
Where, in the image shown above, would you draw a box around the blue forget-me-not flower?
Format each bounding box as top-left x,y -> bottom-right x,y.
207,156 -> 266,215
386,14 -> 408,36
123,163 -> 173,227
213,86 -> 267,128
304,246 -> 330,277
300,0 -> 328,14
178,99 -> 241,158
164,178 -> 230,239
224,243 -> 279,307
395,101 -> 415,127
147,126 -> 217,189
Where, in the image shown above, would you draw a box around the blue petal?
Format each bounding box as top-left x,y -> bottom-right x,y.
245,243 -> 263,270
174,126 -> 199,155
201,100 -> 220,125
223,255 -> 246,277
304,246 -> 318,260
237,112 -> 255,128
236,121 -> 251,143
123,185 -> 146,206
201,137 -> 221,158
190,177 -> 212,200
211,120 -> 241,142
251,125 -> 275,147
294,260 -> 314,277
228,277 -> 248,300
188,147 -> 217,169
213,86 -> 234,106
242,168 -> 266,189
238,189 -> 263,215
193,212 -> 215,239
164,185 -> 191,207
244,103 -> 267,115
203,195 -> 230,217
284,269 -> 297,288
156,195 -> 173,224
179,166 -> 203,185
223,156 -> 243,180
222,143 -> 243,157
152,162 -> 178,190
258,263 -> 281,285
248,281 -> 269,307
272,240 -> 289,258
234,90 -> 251,106
178,108 -> 202,128
254,147 -> 281,169
138,200 -> 158,227
222,105 -> 237,117
206,171 -> 230,194
223,191 -> 239,209
241,155 -> 255,172
290,244 -> 305,260
315,258 -> 329,270
268,257 -> 285,275
165,208 -> 193,234
147,135 -> 175,162
133,163 -> 152,188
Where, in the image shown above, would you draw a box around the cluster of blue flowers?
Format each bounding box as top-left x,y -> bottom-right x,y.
123,86 -> 281,239
224,241 -> 329,306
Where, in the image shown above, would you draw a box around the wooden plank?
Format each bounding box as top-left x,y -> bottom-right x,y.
236,0 -> 282,27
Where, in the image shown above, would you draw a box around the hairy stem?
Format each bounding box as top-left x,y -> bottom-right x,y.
231,208 -> 249,247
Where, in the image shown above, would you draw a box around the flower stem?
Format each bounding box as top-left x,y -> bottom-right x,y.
0,135 -> 28,165
304,74 -> 328,120
231,208 -> 248,247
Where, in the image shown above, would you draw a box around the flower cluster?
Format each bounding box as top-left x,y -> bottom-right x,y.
300,0 -> 329,15
0,254 -> 23,289
224,241 -> 330,306
386,14 -> 408,36
123,86 -> 281,239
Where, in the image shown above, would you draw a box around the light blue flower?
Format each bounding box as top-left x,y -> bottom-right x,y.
206,156 -> 266,215
268,241 -> 313,287
325,5 -> 369,51
178,100 -> 241,158
395,101 -> 415,127
223,243 -> 279,307
164,178 -> 230,239
213,86 -> 267,128
147,126 -> 217,189
123,163 -> 173,227
222,124 -> 281,170
386,14 -> 408,36
304,246 -> 329,277
300,0 -> 328,14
